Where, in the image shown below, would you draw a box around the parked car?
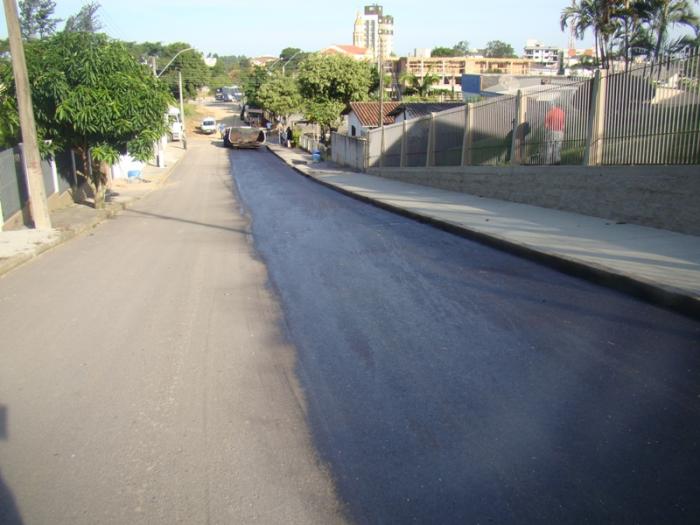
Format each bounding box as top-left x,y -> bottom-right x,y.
199,117 -> 217,135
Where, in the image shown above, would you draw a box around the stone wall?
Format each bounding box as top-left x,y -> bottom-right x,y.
367,165 -> 700,235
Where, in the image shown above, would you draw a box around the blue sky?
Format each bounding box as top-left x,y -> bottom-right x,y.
3,0 -> 597,57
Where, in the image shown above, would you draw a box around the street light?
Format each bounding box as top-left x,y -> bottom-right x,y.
156,47 -> 196,150
156,47 -> 195,78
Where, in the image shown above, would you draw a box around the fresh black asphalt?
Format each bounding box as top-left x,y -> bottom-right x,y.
230,148 -> 700,524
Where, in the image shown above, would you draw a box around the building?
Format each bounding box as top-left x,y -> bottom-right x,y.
250,56 -> 278,67
345,101 -> 400,136
352,4 -> 394,61
386,102 -> 465,123
320,44 -> 373,61
523,40 -> 561,67
397,56 -> 532,92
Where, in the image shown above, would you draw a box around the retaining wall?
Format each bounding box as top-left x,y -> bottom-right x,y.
367,165 -> 700,235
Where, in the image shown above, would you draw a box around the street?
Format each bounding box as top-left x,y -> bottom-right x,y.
0,107 -> 699,524
0,128 -> 344,525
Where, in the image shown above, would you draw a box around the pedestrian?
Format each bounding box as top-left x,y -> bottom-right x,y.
286,126 -> 293,148
544,103 -> 565,164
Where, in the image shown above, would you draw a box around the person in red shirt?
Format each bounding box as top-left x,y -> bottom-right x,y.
544,104 -> 565,164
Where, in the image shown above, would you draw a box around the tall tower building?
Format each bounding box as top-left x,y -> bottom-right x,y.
352,4 -> 394,62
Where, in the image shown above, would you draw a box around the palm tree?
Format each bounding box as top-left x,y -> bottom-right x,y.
636,0 -> 700,58
561,0 -> 622,68
399,73 -> 440,98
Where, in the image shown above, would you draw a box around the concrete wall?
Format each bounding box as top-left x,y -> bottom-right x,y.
367,164 -> 700,235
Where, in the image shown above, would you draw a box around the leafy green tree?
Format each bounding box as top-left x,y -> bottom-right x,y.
19,0 -> 61,39
64,1 -> 102,33
242,65 -> 270,107
297,54 -> 373,105
483,40 -> 517,58
158,43 -> 210,99
304,98 -> 345,138
0,32 -> 171,207
257,74 -> 302,120
561,0 -> 618,68
453,40 -> 470,54
297,54 -> 373,141
278,47 -> 307,74
431,46 -> 461,57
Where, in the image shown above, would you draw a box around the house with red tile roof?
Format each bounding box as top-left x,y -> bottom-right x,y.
345,101 -> 401,136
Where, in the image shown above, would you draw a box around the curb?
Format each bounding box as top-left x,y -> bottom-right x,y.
266,145 -> 700,321
0,152 -> 184,279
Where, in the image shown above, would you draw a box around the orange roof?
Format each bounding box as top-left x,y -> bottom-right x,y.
321,44 -> 370,57
349,101 -> 401,127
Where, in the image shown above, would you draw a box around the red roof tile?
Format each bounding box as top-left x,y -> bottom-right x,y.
349,101 -> 401,128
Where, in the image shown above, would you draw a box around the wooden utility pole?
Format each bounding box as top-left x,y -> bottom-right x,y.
3,0 -> 52,229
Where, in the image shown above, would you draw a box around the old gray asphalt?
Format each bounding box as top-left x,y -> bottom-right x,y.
232,148 -> 700,524
0,139 -> 345,524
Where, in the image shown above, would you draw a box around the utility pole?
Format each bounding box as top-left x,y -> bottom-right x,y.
3,0 -> 52,229
179,71 -> 187,150
378,36 -> 385,167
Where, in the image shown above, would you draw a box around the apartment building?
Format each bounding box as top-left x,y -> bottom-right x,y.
397,56 -> 532,90
352,4 -> 394,61
523,39 -> 561,67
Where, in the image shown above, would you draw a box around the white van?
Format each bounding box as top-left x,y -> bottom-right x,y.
167,107 -> 183,141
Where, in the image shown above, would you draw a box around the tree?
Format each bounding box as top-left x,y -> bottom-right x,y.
561,0 -> 619,68
242,65 -> 269,107
278,47 -> 308,74
304,98 -> 345,139
1,32 -> 171,207
453,40 -> 470,54
297,54 -> 373,105
431,46 -> 461,57
19,0 -> 61,39
157,43 -> 210,99
64,1 -> 102,33
297,54 -> 374,142
400,72 -> 440,98
483,40 -> 517,58
639,0 -> 700,58
257,74 -> 302,120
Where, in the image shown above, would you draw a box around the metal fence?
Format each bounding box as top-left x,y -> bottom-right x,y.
358,51 -> 700,169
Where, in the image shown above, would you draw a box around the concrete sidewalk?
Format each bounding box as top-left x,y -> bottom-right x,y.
268,143 -> 700,318
0,141 -> 187,276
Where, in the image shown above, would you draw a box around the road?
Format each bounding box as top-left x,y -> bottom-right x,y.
1,102 -> 699,524
0,120 -> 345,525
231,148 -> 700,523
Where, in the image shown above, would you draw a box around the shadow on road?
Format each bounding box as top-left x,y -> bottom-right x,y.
125,209 -> 248,235
0,405 -> 23,525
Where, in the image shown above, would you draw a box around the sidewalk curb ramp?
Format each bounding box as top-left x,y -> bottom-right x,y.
267,145 -> 699,321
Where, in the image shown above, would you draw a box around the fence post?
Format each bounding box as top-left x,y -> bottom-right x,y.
426,113 -> 436,168
584,69 -> 607,166
364,136 -> 369,171
400,119 -> 407,168
461,104 -> 473,166
510,90 -> 527,165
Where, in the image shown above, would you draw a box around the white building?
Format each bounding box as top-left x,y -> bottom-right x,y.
523,39 -> 561,67
353,4 -> 394,61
